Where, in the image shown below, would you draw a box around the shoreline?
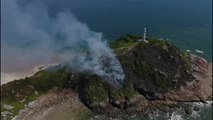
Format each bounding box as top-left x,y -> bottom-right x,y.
1,63 -> 59,85
9,87 -> 212,120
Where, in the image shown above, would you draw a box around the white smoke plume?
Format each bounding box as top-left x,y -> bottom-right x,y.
1,0 -> 125,87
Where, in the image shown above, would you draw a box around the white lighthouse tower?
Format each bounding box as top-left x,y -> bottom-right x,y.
143,27 -> 147,41
138,27 -> 148,42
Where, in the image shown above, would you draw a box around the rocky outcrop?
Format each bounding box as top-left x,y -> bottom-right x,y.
163,55 -> 212,102
67,37 -> 212,114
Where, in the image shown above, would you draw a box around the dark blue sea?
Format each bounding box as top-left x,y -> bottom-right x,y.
29,0 -> 213,119
56,0 -> 212,61
64,0 -> 212,119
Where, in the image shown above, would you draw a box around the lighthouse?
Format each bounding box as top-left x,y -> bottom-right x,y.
143,27 -> 147,41
138,27 -> 148,42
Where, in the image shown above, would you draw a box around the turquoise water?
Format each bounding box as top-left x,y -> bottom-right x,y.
55,0 -> 212,61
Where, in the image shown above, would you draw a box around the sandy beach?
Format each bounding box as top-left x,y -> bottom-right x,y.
1,64 -> 58,85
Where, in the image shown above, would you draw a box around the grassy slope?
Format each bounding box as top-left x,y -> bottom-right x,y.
109,35 -> 141,54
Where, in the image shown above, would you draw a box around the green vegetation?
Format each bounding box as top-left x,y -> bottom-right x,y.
109,88 -> 125,102
148,37 -> 175,51
1,67 -> 71,119
82,77 -> 108,103
110,35 -> 140,54
69,74 -> 136,104
180,52 -> 192,69
108,87 -> 136,102
132,60 -> 152,76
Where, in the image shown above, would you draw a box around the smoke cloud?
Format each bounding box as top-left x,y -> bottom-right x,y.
1,0 -> 125,87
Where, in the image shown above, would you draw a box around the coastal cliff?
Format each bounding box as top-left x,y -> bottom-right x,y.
1,35 -> 212,120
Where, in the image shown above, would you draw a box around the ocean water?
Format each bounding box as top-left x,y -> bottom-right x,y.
59,0 -> 212,119
4,0 -> 211,120
52,0 -> 212,61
